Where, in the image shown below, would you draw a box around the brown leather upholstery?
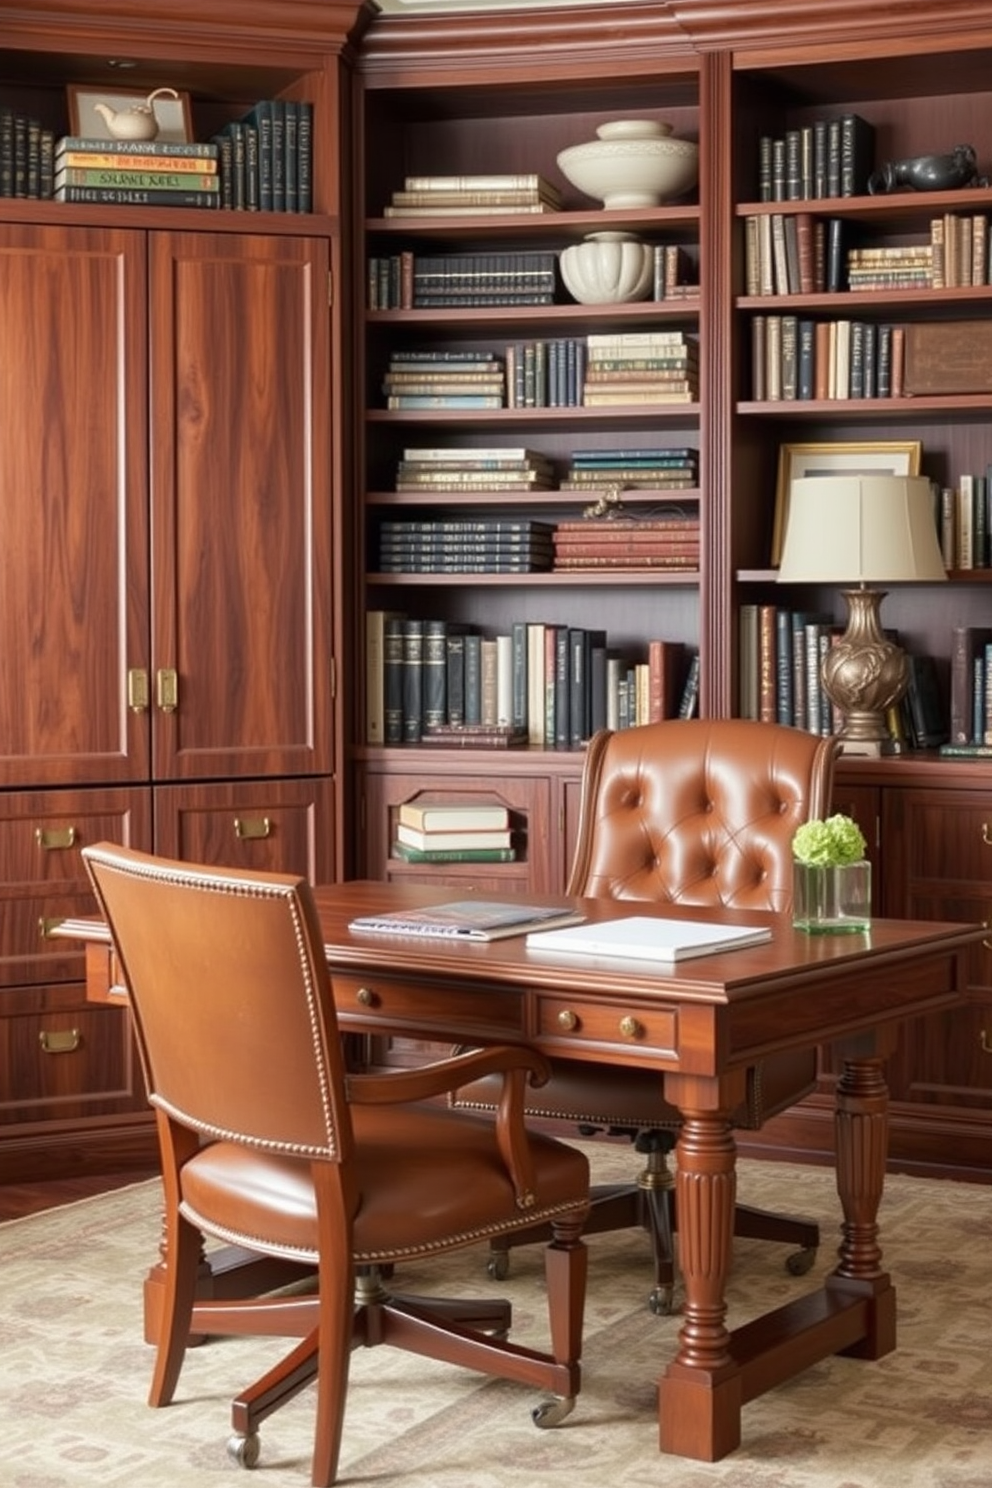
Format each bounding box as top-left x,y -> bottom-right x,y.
82,843 -> 590,1487
452,718 -> 839,1311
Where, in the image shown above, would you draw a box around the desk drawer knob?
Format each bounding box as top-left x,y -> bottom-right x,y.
557,1010 -> 578,1032
39,1028 -> 81,1054
619,1015 -> 644,1040
356,986 -> 377,1008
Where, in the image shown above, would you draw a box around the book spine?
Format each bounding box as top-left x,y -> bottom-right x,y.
383,616 -> 405,745
422,619 -> 448,730
54,184 -> 219,206
480,638 -> 500,728
446,631 -> 466,727
463,633 -> 482,726
401,619 -> 424,743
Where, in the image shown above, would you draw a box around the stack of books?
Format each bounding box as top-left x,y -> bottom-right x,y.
395,446 -> 555,493
382,350 -> 506,410
552,516 -> 701,571
582,331 -> 699,406
382,172 -> 562,217
54,135 -> 220,208
410,250 -> 558,307
1,107 -> 56,198
376,518 -> 555,574
392,799 -> 515,863
505,338 -> 586,408
212,99 -> 313,212
558,446 -> 699,493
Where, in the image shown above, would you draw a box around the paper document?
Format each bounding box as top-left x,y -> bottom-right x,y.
525,914 -> 772,962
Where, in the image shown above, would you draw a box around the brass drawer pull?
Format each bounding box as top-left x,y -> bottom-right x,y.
356,986 -> 377,1008
557,1009 -> 578,1032
39,1028 -> 81,1054
36,826 -> 76,850
982,823 -> 992,846
619,1015 -> 645,1040
234,816 -> 271,841
38,917 -> 65,939
983,920 -> 992,952
981,1030 -> 992,1055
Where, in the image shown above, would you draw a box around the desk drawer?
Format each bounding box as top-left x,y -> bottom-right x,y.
536,993 -> 679,1061
330,971 -> 526,1042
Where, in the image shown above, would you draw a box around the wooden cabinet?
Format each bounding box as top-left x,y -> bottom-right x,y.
0,0 -> 367,1181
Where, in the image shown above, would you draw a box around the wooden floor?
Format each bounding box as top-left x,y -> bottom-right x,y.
0,1170 -> 158,1221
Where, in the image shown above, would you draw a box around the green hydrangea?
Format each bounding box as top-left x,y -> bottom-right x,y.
792,813 -> 867,867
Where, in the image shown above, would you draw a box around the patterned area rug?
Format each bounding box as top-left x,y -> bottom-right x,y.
2,1144 -> 990,1487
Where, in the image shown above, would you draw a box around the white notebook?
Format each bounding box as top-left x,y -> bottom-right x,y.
525,914 -> 772,963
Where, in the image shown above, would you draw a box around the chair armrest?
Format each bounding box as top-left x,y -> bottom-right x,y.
347,1045 -> 549,1209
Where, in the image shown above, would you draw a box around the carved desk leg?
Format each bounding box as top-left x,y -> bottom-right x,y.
658,1106 -> 741,1461
827,1054 -> 897,1360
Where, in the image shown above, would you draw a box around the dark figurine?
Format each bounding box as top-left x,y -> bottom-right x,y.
867,143 -> 987,194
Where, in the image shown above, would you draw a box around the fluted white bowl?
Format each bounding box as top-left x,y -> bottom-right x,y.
559,232 -> 653,304
557,119 -> 699,209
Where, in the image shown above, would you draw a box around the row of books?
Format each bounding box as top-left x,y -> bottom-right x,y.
53,135 -> 220,209
382,350 -> 506,411
375,518 -> 555,574
369,250 -> 558,309
740,603 -> 947,749
367,242 -> 698,310
744,214 -> 847,296
392,798 -> 517,862
559,445 -> 699,494
551,516 -> 700,571
847,214 -> 992,291
211,99 -> 313,213
582,329 -> 698,406
750,315 -> 905,401
365,612 -> 699,747
0,107 -> 55,199
757,113 -> 875,202
936,471 -> 992,571
380,171 -> 563,219
946,625 -> 992,750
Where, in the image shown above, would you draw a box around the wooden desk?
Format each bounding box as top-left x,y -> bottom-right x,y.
67,881 -> 983,1464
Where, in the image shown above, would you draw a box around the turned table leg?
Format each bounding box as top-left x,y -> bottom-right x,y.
828,1053 -> 897,1359
658,1107 -> 741,1461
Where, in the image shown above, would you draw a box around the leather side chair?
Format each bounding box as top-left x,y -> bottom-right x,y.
82,843 -> 590,1487
453,718 -> 839,1314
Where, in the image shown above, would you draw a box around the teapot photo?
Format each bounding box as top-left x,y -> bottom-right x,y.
93,87 -> 180,142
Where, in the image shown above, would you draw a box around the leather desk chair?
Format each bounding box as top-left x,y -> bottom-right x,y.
454,718 -> 839,1314
82,843 -> 590,1487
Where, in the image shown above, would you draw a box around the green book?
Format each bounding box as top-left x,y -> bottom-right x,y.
391,840 -> 516,863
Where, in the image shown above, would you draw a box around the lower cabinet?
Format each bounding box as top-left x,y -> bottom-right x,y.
0,776 -> 335,1182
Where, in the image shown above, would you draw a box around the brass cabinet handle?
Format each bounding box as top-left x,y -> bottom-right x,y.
356,986 -> 377,1008
39,1028 -> 81,1054
982,823 -> 992,846
557,1009 -> 578,1031
156,668 -> 178,713
127,668 -> 149,713
981,1030 -> 992,1055
38,917 -> 66,939
234,816 -> 271,840
982,919 -> 992,952
35,826 -> 76,850
619,1015 -> 644,1040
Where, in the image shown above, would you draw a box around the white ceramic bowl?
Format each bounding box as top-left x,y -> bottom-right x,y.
559,232 -> 653,304
557,119 -> 699,209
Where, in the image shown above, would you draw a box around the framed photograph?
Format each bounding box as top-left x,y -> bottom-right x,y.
66,85 -> 194,145
771,439 -> 923,566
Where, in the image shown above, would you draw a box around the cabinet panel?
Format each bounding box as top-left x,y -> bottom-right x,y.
149,231 -> 334,783
0,981 -> 147,1128
153,776 -> 336,883
0,787 -> 152,989
0,224 -> 150,789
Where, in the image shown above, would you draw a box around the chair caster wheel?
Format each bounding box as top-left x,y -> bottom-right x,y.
786,1246 -> 817,1276
648,1284 -> 675,1315
487,1251 -> 510,1281
532,1394 -> 575,1428
228,1431 -> 261,1469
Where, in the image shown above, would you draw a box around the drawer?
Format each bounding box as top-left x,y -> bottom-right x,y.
331,970 -> 526,1042
536,992 -> 679,1062
0,982 -> 147,1126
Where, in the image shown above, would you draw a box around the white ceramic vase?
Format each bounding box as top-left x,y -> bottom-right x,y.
558,231 -> 653,304
556,119 -> 699,209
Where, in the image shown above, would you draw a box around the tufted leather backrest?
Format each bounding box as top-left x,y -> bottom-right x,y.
82,843 -> 352,1163
567,719 -> 838,911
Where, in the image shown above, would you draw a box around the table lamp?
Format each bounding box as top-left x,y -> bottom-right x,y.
776,474 -> 947,755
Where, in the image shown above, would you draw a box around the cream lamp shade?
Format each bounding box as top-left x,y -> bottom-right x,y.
777,474 -> 946,754
776,474 -> 948,584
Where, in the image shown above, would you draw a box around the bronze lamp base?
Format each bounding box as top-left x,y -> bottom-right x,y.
820,587 -> 908,756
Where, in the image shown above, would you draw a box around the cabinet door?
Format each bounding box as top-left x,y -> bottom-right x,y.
153,776 -> 335,883
0,786 -> 152,990
148,232 -> 333,782
0,225 -> 150,789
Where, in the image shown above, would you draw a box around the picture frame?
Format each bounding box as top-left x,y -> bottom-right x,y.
66,85 -> 194,145
771,439 -> 923,566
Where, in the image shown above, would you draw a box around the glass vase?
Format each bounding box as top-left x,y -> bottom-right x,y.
793,861 -> 871,934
